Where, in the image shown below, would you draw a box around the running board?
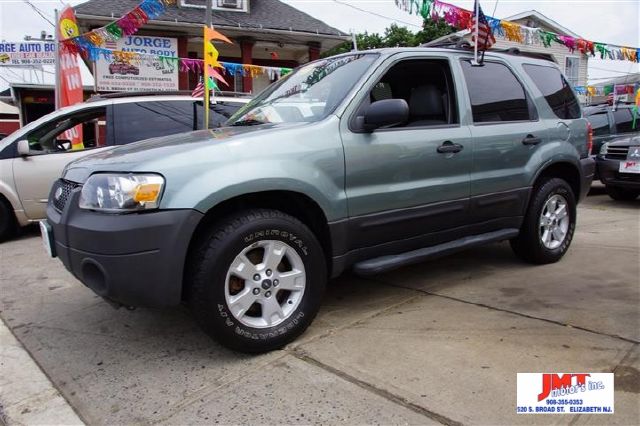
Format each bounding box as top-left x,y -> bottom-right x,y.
353,228 -> 519,276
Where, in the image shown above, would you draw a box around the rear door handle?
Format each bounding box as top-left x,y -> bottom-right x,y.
437,141 -> 463,154
522,134 -> 542,145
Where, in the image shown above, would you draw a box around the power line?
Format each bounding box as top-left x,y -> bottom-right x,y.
590,66 -> 639,75
23,0 -> 55,28
331,0 -> 423,29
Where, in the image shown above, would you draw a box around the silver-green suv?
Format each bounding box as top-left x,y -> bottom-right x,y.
44,48 -> 595,353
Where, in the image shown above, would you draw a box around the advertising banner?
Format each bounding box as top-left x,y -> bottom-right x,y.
0,42 -> 56,66
58,6 -> 84,150
96,35 -> 179,92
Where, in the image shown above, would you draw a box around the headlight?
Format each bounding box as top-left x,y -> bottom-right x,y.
79,174 -> 165,212
599,142 -> 609,156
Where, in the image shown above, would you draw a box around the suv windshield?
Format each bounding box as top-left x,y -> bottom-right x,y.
228,53 -> 378,126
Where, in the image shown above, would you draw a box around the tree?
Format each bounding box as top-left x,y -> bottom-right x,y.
321,19 -> 455,58
415,18 -> 457,45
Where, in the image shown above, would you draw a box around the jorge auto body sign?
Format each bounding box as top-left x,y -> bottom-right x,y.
96,36 -> 178,92
0,42 -> 56,66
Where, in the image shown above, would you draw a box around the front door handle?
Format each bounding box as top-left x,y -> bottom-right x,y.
522,134 -> 542,145
437,141 -> 463,154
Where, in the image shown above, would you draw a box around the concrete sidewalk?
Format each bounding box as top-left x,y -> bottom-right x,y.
0,191 -> 638,425
0,318 -> 83,425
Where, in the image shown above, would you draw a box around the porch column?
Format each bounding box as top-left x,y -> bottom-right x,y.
308,41 -> 321,62
177,36 -> 189,90
240,39 -> 254,93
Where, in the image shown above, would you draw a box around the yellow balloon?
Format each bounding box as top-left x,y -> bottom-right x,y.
60,18 -> 79,39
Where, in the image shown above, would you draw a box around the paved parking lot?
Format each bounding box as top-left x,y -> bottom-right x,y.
1,188 -> 638,425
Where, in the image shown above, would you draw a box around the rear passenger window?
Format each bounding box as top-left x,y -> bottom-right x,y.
613,108 -> 636,133
523,64 -> 580,120
586,112 -> 610,136
460,61 -> 532,123
114,101 -> 196,145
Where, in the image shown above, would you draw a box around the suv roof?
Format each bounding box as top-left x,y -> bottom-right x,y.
331,45 -> 556,66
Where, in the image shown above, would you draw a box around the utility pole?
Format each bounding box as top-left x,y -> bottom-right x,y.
54,9 -> 60,109
205,0 -> 212,28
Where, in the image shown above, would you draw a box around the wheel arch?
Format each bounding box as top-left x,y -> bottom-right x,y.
532,161 -> 582,201
182,190 -> 333,299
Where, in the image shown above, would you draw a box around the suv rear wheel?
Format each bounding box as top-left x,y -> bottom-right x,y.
510,178 -> 576,264
186,209 -> 326,353
605,186 -> 640,201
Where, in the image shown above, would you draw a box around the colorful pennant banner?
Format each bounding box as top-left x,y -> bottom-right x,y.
395,0 -> 639,62
60,0 -> 176,56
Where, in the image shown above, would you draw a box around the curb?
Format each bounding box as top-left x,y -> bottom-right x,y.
0,318 -> 84,425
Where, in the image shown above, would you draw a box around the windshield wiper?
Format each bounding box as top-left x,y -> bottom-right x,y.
231,118 -> 267,126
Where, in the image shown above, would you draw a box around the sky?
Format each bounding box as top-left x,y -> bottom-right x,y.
1,0 -> 638,91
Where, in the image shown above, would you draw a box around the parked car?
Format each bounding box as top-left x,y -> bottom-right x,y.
109,61 -> 140,76
584,103 -> 639,156
597,136 -> 640,200
0,93 -> 249,241
44,48 -> 594,353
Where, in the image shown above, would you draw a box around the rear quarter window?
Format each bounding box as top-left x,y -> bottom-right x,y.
113,101 -> 196,145
523,64 -> 581,120
585,112 -> 610,136
613,108 -> 636,134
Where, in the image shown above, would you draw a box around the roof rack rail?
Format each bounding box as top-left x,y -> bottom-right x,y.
420,39 -> 555,62
87,90 -> 252,102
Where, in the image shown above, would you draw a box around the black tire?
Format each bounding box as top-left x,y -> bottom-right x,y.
0,197 -> 17,243
605,186 -> 640,201
186,209 -> 327,353
510,178 -> 576,264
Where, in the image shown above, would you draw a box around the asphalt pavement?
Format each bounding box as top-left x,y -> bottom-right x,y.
0,187 -> 638,425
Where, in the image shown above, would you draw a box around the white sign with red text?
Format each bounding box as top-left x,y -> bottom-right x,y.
96,35 -> 178,92
517,373 -> 614,414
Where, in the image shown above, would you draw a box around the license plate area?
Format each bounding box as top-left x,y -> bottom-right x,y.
39,220 -> 56,258
619,160 -> 640,174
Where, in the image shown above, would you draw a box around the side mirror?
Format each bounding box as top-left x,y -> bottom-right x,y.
17,140 -> 30,156
362,99 -> 409,132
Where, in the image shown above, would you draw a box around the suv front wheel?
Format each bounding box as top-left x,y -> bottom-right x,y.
186,209 -> 326,353
510,178 -> 576,264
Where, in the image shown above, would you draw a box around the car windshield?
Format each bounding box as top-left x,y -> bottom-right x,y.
228,53 -> 378,126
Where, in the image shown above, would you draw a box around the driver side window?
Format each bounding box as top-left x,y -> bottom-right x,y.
25,107 -> 109,154
357,59 -> 459,128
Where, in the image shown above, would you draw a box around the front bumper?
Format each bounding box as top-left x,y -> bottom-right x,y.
46,182 -> 203,308
596,157 -> 640,189
579,157 -> 596,201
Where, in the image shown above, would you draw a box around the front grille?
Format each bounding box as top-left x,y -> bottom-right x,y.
605,146 -> 629,160
52,179 -> 81,212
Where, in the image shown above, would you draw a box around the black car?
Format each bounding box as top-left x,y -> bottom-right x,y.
584,104 -> 638,156
596,136 -> 640,200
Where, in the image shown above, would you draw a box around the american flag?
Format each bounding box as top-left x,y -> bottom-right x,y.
471,1 -> 496,51
192,78 -> 205,98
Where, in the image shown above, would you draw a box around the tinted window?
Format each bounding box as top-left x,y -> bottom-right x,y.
114,101 -> 195,145
585,112 -> 610,136
196,101 -> 245,128
613,108 -> 636,134
460,61 -> 531,123
523,64 -> 581,120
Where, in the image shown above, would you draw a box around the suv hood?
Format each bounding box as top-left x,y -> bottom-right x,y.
64,123 -> 305,183
607,135 -> 640,147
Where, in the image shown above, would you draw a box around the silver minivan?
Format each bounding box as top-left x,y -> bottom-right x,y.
0,93 -> 249,241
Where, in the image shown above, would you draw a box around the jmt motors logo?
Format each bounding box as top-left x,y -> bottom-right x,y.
517,373 -> 614,414
538,373 -> 591,401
